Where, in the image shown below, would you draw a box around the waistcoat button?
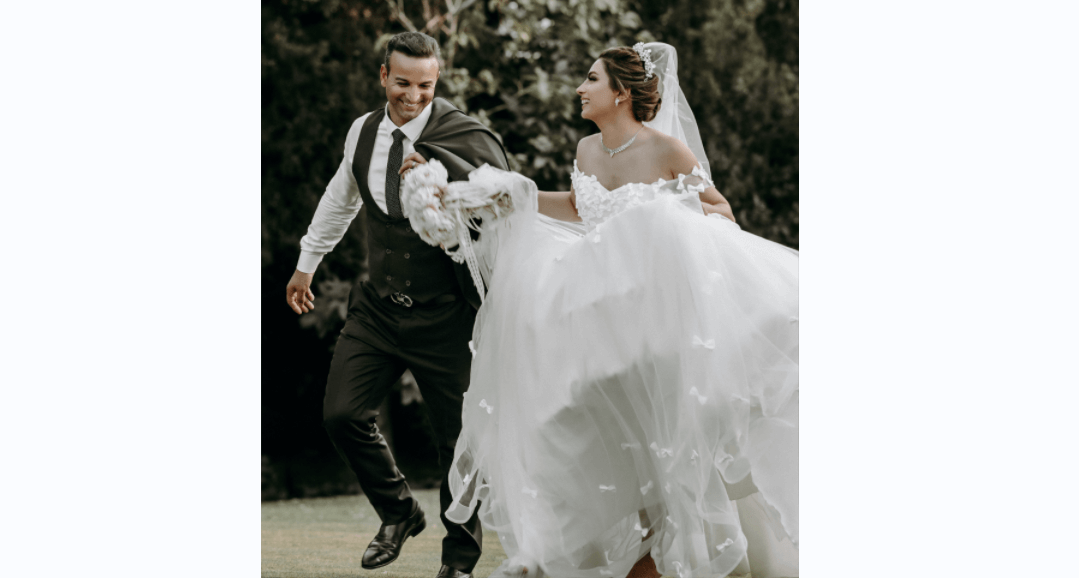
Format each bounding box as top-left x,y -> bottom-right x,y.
386,275 -> 393,281
404,253 -> 410,259
405,280 -> 411,286
386,249 -> 392,254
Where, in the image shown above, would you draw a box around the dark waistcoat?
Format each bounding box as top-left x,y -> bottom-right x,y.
353,109 -> 461,305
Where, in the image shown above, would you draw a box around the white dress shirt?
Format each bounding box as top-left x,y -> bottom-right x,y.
296,102 -> 435,274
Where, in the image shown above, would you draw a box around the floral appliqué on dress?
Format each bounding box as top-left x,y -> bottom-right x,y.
571,160 -> 714,231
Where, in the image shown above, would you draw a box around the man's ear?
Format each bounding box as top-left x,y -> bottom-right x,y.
380,64 -> 388,87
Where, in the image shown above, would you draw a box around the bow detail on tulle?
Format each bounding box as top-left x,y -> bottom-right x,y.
676,170 -> 711,197
598,484 -> 617,492
692,335 -> 715,350
640,480 -> 654,495
690,450 -> 699,464
688,386 -> 708,405
650,442 -> 674,458
598,550 -> 616,575
462,473 -> 472,484
620,442 -> 641,450
521,487 -> 538,498
633,522 -> 650,537
715,538 -> 734,553
479,399 -> 493,414
468,340 -> 477,357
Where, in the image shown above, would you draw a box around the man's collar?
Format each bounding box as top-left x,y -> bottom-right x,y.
382,100 -> 434,141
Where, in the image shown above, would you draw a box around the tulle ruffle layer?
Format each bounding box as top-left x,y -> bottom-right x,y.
447,186 -> 798,578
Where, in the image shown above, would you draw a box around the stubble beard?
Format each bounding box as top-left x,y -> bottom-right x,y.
391,98 -> 424,125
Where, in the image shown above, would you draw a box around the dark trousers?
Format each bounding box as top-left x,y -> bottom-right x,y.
323,282 -> 482,572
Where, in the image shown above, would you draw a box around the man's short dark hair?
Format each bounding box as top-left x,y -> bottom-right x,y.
384,32 -> 443,71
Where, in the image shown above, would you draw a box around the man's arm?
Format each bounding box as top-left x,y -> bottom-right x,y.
286,117 -> 366,315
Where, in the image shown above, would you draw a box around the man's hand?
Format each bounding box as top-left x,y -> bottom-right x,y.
401,152 -> 447,200
398,152 -> 427,175
286,269 -> 316,314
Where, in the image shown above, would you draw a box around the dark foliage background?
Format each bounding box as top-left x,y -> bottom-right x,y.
262,0 -> 797,500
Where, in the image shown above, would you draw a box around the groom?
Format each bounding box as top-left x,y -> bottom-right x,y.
285,32 -> 509,578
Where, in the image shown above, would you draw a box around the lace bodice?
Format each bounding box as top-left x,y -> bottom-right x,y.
571,160 -> 714,230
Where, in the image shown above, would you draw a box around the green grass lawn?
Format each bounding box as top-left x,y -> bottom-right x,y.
262,490 -> 508,578
263,491 -> 755,578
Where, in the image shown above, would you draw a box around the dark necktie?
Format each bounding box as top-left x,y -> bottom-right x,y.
385,128 -> 406,219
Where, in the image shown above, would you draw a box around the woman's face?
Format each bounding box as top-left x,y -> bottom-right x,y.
576,59 -> 619,121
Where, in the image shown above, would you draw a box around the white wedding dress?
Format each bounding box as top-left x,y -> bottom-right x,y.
443,160 -> 799,578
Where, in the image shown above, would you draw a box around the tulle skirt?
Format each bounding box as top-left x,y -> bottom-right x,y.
446,191 -> 799,578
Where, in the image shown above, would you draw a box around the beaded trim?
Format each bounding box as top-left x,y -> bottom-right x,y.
633,42 -> 656,79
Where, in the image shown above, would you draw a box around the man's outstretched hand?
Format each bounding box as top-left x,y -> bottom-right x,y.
286,269 -> 316,314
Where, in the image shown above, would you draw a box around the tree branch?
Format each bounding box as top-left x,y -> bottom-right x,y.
386,0 -> 418,32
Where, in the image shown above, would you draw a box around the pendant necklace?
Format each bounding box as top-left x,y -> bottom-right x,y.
600,126 -> 644,158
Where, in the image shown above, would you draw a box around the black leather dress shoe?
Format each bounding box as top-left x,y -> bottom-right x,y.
435,564 -> 473,578
361,507 -> 427,569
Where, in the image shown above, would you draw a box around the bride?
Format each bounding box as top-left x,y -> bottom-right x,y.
433,43 -> 798,578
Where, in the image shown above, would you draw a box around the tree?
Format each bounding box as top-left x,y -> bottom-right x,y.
261,0 -> 798,498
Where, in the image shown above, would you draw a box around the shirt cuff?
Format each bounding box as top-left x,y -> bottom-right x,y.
296,251 -> 325,274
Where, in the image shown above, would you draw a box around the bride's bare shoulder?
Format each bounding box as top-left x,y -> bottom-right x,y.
575,134 -> 603,172
645,129 -> 688,157
647,130 -> 698,176
577,134 -> 602,156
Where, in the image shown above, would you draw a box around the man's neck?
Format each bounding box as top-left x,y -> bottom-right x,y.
387,109 -> 406,127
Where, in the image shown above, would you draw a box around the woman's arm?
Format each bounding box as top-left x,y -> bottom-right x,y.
698,186 -> 735,223
538,188 -> 583,222
666,139 -> 736,223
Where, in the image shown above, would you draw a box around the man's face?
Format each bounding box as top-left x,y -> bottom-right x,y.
380,52 -> 439,126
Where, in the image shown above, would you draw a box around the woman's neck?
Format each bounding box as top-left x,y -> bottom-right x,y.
595,115 -> 644,149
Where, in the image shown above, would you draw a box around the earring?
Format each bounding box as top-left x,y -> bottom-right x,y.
615,98 -> 621,106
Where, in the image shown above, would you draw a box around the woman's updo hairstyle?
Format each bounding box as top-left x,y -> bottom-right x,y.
599,46 -> 662,122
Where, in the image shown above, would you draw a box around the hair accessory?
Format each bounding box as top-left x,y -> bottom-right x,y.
633,42 -> 656,79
